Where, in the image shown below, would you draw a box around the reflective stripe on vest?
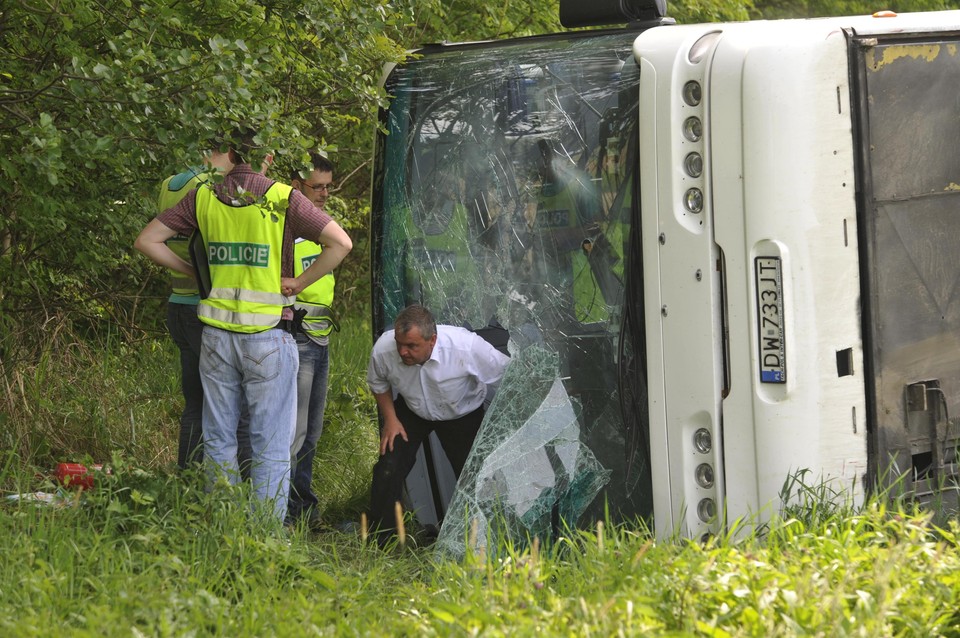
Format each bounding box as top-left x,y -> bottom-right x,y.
167,234 -> 199,295
298,303 -> 339,336
293,238 -> 337,337
195,183 -> 294,333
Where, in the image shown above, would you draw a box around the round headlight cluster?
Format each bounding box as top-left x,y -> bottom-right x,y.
693,427 -> 717,524
693,428 -> 712,454
681,46 -> 718,536
680,80 -> 704,216
698,498 -> 717,522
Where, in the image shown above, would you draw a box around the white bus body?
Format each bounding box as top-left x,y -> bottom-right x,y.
370,10 -> 960,545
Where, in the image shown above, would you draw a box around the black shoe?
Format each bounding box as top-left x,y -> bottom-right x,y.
306,509 -> 324,532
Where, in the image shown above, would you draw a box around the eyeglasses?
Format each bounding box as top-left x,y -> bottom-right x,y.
304,182 -> 331,193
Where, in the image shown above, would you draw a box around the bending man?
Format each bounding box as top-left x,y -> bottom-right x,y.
366,304 -> 509,542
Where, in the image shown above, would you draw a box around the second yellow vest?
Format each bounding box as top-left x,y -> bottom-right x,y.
293,238 -> 338,337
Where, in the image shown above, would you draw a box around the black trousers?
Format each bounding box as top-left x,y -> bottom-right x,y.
166,302 -> 204,470
369,395 -> 484,537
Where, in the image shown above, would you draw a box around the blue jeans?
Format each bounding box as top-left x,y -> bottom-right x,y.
289,335 -> 329,520
165,302 -> 204,470
199,326 -> 298,521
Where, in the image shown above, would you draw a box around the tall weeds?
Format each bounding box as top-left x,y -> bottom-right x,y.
0,311 -> 379,518
3,405 -> 960,635
0,317 -> 178,480
4,309 -> 960,635
311,316 -> 379,519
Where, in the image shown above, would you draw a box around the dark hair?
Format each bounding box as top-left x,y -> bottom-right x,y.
290,151 -> 334,182
213,126 -> 259,164
394,304 -> 436,340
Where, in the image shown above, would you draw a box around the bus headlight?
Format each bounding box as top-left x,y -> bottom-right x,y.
682,117 -> 702,142
682,81 -> 702,107
684,188 -> 704,213
697,498 -> 717,522
693,428 -> 712,453
684,152 -> 703,177
695,463 -> 715,488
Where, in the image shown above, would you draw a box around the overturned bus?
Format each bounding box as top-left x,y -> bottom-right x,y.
368,0 -> 960,552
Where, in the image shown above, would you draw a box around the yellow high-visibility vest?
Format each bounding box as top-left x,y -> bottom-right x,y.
293,238 -> 337,337
158,168 -> 207,298
196,183 -> 294,333
402,202 -> 483,324
536,179 -> 609,324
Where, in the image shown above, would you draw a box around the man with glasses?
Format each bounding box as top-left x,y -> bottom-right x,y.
292,153 -> 334,209
287,152 -> 339,529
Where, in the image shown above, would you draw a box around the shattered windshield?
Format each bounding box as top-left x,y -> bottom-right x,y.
371,31 -> 652,555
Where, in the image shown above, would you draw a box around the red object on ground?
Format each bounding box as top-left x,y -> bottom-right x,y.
56,463 -> 100,489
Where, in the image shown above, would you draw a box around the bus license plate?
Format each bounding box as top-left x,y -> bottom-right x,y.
755,257 -> 786,384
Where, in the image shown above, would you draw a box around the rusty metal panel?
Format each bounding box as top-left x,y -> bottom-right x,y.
857,35 -> 960,490
864,42 -> 960,200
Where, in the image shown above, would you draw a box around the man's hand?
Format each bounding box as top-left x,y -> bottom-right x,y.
280,276 -> 303,298
379,416 -> 408,456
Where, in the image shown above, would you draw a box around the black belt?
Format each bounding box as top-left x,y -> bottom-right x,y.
276,319 -> 295,333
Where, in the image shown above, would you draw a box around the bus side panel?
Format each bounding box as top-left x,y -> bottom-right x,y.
715,24 -> 868,517
639,20 -> 872,537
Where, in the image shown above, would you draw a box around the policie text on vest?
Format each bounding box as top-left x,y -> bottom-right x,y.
207,242 -> 271,268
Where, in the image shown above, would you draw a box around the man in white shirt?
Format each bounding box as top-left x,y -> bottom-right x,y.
366,304 -> 510,543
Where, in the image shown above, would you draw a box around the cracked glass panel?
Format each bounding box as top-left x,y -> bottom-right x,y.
437,345 -> 612,558
371,31 -> 653,546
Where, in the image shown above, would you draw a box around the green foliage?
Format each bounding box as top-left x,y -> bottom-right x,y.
0,325 -> 179,470
671,0 -> 754,23
751,0 -> 960,19
14,0 -> 951,362
312,316 -> 380,518
3,299 -> 960,635
400,0 -> 562,43
3,0 -> 957,357
0,313 -> 379,520
0,0 -> 411,349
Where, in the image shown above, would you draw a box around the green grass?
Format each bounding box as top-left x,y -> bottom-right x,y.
313,317 -> 380,520
0,325 -> 180,474
3,318 -> 960,635
2,461 -> 960,636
